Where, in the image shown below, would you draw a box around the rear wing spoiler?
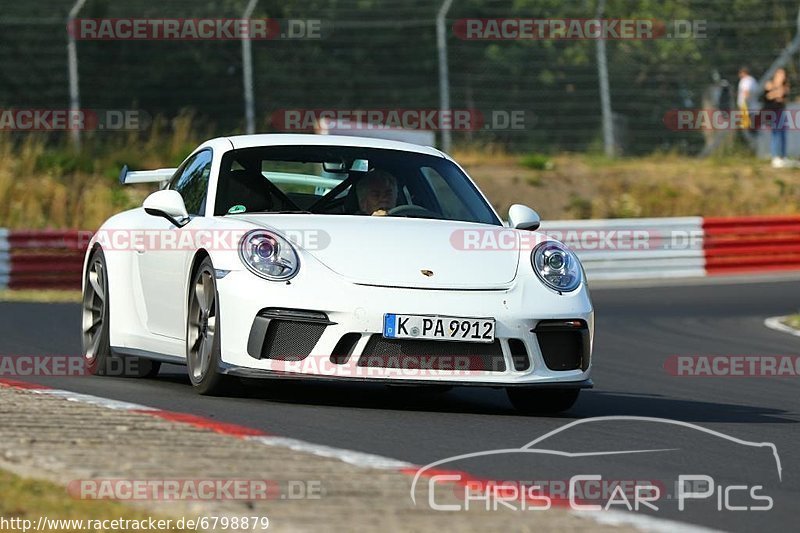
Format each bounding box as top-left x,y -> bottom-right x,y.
118,165 -> 177,185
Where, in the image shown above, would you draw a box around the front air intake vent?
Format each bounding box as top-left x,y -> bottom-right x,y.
358,336 -> 506,372
247,308 -> 333,361
508,338 -> 530,371
534,320 -> 590,371
330,333 -> 362,365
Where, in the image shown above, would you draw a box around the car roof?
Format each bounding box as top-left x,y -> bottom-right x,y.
210,133 -> 446,157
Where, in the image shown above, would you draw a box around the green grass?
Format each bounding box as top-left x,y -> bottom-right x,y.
3,125 -> 800,229
782,314 -> 800,330
519,153 -> 554,170
453,148 -> 800,221
0,469 -> 192,532
0,290 -> 82,303
0,111 -> 204,230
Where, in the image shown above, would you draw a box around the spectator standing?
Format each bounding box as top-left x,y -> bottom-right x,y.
764,68 -> 791,168
737,66 -> 758,145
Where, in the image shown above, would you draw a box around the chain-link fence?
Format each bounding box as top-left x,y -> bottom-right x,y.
2,0 -> 800,154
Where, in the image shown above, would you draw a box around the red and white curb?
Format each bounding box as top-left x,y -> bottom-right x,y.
0,377 -> 719,532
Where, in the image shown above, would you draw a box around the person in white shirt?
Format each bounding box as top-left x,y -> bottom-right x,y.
737,66 -> 758,145
737,66 -> 758,110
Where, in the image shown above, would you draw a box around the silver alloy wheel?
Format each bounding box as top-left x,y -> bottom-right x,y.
82,256 -> 106,362
187,266 -> 217,382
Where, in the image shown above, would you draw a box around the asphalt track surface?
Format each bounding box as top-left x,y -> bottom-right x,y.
2,278 -> 799,532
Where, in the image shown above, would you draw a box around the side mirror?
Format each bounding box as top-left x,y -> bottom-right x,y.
508,204 -> 541,231
143,190 -> 189,227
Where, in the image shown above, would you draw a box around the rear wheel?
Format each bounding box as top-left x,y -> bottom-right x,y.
82,249 -> 160,377
186,257 -> 230,395
506,388 -> 580,415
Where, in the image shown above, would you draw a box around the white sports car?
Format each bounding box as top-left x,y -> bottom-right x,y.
82,134 -> 594,413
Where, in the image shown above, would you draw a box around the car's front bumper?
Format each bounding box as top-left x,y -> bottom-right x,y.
216,266 -> 594,386
219,364 -> 594,390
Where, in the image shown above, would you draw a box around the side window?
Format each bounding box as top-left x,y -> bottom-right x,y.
170,150 -> 213,215
420,167 -> 472,220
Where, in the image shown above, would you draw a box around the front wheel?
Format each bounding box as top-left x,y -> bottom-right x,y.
186,257 -> 231,395
506,388 -> 580,415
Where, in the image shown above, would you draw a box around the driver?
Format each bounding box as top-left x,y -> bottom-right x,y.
355,169 -> 398,216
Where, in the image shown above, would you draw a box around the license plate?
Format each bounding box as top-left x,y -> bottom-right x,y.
383,314 -> 495,343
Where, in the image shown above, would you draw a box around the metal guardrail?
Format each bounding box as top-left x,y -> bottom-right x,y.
541,217 -> 706,280
1,215 -> 799,289
0,229 -> 8,289
0,230 -> 88,290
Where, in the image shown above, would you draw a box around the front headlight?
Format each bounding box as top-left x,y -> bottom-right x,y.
239,230 -> 300,281
531,241 -> 582,292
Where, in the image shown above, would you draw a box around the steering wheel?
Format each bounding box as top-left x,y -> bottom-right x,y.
387,204 -> 442,219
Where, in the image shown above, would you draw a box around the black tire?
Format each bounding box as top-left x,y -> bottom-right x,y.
186,256 -> 231,395
82,248 -> 160,378
506,388 -> 580,415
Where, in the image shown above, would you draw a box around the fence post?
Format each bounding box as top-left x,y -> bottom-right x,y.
437,0 -> 454,153
757,7 -> 800,91
595,0 -> 615,157
67,0 -> 87,150
242,0 -> 259,134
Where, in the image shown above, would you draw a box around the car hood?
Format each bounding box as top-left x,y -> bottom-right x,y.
228,214 -> 520,289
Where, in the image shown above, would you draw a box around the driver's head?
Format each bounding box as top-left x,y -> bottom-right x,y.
355,169 -> 398,215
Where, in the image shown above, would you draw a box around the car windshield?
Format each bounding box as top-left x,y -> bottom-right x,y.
214,145 -> 501,225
